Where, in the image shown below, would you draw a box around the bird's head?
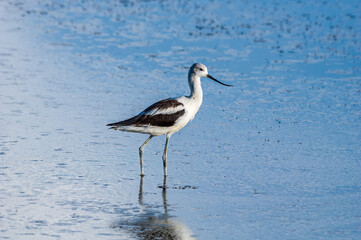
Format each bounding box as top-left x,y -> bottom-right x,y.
189,63 -> 232,87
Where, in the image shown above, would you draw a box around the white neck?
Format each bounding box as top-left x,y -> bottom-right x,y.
188,73 -> 203,102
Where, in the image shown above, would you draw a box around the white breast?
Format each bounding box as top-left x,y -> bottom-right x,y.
174,96 -> 202,127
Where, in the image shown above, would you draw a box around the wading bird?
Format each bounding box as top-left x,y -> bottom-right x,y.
107,63 -> 232,176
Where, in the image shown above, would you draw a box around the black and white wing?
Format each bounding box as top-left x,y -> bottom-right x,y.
107,98 -> 185,128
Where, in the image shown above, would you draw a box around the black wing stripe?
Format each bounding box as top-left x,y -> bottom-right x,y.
107,109 -> 185,128
143,98 -> 184,113
107,98 -> 184,127
135,109 -> 185,127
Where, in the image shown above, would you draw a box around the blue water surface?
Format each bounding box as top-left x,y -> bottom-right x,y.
0,0 -> 360,239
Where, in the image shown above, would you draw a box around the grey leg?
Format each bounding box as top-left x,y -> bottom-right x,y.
162,134 -> 171,176
139,135 -> 153,176
162,176 -> 168,216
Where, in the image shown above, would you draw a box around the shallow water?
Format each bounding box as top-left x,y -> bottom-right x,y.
1,0 -> 360,239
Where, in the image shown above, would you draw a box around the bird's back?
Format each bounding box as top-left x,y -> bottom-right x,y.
107,97 -> 190,136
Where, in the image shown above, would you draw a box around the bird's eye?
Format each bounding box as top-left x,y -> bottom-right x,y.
199,68 -> 204,71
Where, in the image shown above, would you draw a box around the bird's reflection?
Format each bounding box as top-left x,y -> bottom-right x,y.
113,176 -> 196,240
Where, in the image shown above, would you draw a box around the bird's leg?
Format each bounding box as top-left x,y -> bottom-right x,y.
139,135 -> 153,176
162,176 -> 168,217
162,134 -> 171,176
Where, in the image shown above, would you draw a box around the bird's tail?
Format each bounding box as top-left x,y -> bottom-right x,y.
107,123 -> 118,130
107,116 -> 139,130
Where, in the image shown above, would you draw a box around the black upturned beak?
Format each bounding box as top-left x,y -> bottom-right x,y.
207,74 -> 233,87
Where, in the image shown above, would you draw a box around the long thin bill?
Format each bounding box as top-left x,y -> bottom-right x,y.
207,74 -> 233,87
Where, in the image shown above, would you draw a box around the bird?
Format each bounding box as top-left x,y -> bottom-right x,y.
107,63 -> 232,176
